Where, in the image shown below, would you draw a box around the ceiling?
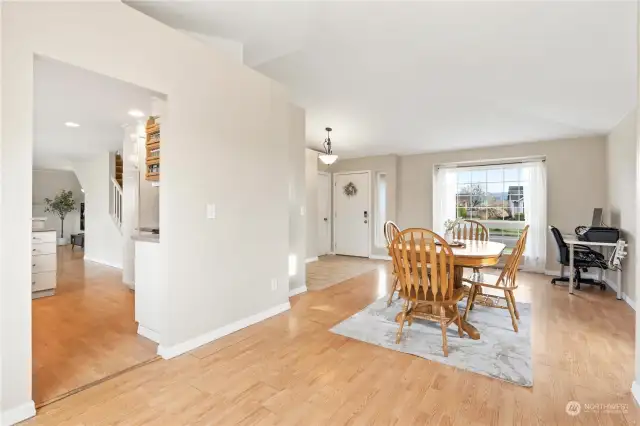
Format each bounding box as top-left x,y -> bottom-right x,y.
34,56 -> 158,170
128,0 -> 637,158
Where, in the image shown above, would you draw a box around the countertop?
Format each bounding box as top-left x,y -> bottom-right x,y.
132,232 -> 160,243
32,228 -> 56,233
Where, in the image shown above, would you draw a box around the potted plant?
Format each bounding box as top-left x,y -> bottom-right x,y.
44,189 -> 77,246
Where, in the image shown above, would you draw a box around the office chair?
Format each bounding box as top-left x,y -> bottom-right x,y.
548,226 -> 607,291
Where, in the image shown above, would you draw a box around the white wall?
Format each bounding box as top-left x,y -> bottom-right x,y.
635,1 -> 640,402
606,111 -> 636,303
0,2 -> 300,420
397,135 -> 607,271
305,149 -> 319,260
288,105 -> 306,292
179,30 -> 244,64
73,153 -> 123,269
32,170 -> 84,239
319,155 -> 398,257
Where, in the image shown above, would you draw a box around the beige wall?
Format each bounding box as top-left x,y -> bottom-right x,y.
288,106 -> 306,291
305,149 -> 319,260
1,2 -> 299,416
319,155 -> 398,257
32,169 -> 84,239
397,135 -> 608,271
606,111 -> 636,303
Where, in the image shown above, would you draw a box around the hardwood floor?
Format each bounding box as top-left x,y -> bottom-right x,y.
32,246 -> 158,406
25,261 -> 638,425
306,255 -> 386,291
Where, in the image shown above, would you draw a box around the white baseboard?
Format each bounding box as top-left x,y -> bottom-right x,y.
369,254 -> 391,261
84,256 -> 123,270
545,270 -> 635,310
632,381 -> 640,406
157,302 -> 291,360
289,285 -> 307,297
137,325 -> 160,343
2,400 -> 36,426
305,257 -> 319,264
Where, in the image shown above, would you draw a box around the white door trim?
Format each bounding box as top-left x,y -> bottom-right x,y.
332,170 -> 372,257
317,171 -> 331,256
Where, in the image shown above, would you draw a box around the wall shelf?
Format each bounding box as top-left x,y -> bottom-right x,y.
145,118 -> 160,181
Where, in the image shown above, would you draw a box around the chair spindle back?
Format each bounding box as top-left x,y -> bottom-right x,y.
390,228 -> 456,300
454,219 -> 489,241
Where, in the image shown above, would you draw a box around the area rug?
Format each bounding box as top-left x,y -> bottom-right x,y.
330,297 -> 533,387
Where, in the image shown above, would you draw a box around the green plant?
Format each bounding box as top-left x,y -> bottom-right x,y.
44,189 -> 76,238
457,206 -> 468,218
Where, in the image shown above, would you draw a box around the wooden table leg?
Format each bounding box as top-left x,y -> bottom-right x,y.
454,265 -> 480,340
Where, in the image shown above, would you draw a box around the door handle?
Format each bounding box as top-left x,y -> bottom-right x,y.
323,218 -> 328,221
364,220 -> 368,224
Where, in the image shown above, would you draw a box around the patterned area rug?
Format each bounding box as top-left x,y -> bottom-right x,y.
330,297 -> 533,387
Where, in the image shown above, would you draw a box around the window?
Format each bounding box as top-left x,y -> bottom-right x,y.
375,173 -> 387,247
455,165 -> 526,252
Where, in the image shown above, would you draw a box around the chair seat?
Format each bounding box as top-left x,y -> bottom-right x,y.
399,286 -> 465,303
463,273 -> 514,289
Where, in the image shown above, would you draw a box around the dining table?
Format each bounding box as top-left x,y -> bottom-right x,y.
394,239 -> 506,340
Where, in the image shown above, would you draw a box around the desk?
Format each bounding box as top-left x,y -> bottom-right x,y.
394,240 -> 505,339
563,236 -> 626,300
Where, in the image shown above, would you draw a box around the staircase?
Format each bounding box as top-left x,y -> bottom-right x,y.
115,153 -> 123,188
110,152 -> 124,231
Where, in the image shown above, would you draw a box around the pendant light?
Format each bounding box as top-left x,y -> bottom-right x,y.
318,127 -> 338,165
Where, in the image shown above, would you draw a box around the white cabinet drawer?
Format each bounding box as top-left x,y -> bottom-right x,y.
32,243 -> 56,256
32,231 -> 56,244
32,271 -> 56,292
32,254 -> 56,273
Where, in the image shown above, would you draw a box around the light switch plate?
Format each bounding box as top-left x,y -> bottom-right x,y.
300,206 -> 305,216
206,203 -> 216,219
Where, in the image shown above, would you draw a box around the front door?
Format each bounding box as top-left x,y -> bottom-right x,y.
333,172 -> 370,257
317,173 -> 331,255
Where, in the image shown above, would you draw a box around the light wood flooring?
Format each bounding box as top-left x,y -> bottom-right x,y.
32,246 -> 158,406
24,261 -> 638,425
306,255 -> 386,291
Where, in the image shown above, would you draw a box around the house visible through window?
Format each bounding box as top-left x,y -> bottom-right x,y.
375,172 -> 387,247
455,166 -> 526,251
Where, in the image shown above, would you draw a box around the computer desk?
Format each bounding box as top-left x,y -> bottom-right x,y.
562,235 -> 626,300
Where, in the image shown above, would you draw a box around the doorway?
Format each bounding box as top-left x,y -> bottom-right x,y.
317,172 -> 332,255
32,56 -> 161,407
333,171 -> 371,257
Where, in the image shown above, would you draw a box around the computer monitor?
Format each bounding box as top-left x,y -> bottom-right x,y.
591,208 -> 603,227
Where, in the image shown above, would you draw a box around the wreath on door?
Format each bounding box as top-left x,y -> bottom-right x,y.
343,182 -> 358,197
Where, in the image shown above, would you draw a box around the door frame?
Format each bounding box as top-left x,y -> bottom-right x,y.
317,171 -> 332,256
332,170 -> 372,257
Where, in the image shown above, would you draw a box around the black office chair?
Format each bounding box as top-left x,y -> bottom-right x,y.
548,225 -> 607,291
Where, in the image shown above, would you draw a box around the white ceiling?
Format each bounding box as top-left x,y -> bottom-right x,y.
34,56 -> 158,170
128,0 -> 637,158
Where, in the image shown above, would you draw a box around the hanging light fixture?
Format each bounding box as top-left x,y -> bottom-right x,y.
318,127 -> 338,165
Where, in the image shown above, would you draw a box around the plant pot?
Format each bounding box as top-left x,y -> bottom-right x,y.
57,237 -> 68,246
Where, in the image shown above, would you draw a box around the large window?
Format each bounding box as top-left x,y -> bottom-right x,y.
454,166 -> 526,250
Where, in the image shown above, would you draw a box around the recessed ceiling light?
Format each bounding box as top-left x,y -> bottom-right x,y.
128,109 -> 145,118
64,122 -> 80,128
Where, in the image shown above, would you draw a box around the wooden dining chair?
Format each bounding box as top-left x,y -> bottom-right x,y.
384,221 -> 401,306
454,219 -> 489,241
390,228 -> 464,356
454,219 -> 489,276
462,225 -> 529,332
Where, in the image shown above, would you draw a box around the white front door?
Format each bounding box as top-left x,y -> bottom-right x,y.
317,173 -> 331,255
334,172 -> 370,257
